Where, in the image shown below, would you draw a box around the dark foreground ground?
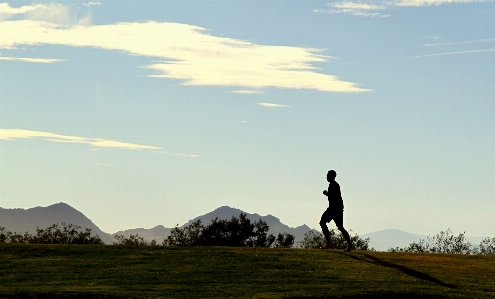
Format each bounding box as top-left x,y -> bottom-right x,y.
1,244 -> 494,298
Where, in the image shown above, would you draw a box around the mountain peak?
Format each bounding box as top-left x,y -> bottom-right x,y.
47,202 -> 73,209
213,206 -> 242,213
1,202 -> 113,244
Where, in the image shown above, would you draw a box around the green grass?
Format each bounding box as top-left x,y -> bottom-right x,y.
1,244 -> 494,298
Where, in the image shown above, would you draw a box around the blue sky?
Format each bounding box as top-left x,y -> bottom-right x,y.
1,1 -> 494,237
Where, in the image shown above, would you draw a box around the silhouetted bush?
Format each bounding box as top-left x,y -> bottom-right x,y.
388,229 -> 494,255
273,233 -> 295,248
0,223 -> 103,245
478,237 -> 495,255
113,234 -> 157,246
297,230 -> 373,250
164,213 -> 291,247
0,227 -> 32,244
0,227 -> 6,243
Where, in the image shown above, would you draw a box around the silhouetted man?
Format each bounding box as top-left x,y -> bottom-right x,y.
319,170 -> 355,252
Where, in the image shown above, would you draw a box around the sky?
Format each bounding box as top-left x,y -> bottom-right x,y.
1,0 -> 494,237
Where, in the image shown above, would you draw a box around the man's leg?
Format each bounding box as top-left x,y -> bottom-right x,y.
319,209 -> 332,248
337,225 -> 351,245
319,219 -> 331,244
334,211 -> 354,252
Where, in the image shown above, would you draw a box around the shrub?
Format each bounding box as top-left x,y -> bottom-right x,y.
388,229 -> 494,255
164,220 -> 203,246
31,223 -> 103,245
478,237 -> 495,255
0,227 -> 6,243
273,233 -> 295,248
164,213 -> 284,247
0,223 -> 103,245
113,234 -> 156,246
297,230 -> 373,250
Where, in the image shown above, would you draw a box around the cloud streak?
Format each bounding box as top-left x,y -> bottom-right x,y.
0,2 -> 92,25
404,48 -> 495,58
82,2 -> 102,7
0,3 -> 368,93
423,37 -> 495,47
319,0 -> 494,17
0,129 -> 161,150
257,103 -> 291,108
0,56 -> 65,63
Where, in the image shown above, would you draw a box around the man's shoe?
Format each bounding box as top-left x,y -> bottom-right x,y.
343,244 -> 355,252
319,242 -> 332,250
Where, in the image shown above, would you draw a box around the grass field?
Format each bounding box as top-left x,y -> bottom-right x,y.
1,244 -> 494,298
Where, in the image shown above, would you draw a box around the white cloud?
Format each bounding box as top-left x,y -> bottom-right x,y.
0,2 -> 91,25
232,90 -> 263,94
82,2 -> 102,7
0,3 -> 368,93
155,151 -> 200,158
0,56 -> 65,63
0,2 -> 42,16
257,103 -> 291,108
404,48 -> 495,58
0,129 -> 161,150
395,0 -> 493,6
320,0 -> 494,17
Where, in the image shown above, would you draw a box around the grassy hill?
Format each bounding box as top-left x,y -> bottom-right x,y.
1,244 -> 494,298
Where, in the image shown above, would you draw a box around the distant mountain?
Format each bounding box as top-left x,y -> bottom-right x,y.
6,203 -> 485,250
362,229 -> 489,252
115,206 -> 319,244
0,203 -> 113,244
183,205 -> 319,244
362,229 -> 423,251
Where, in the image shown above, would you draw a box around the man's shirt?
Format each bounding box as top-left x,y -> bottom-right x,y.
327,181 -> 344,210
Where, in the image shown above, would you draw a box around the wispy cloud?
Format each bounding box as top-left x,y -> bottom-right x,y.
395,0 -> 493,6
404,48 -> 495,59
315,2 -> 390,17
0,56 -> 65,63
423,37 -> 495,47
318,0 -> 494,17
0,129 -> 161,150
82,2 -> 102,7
232,90 -> 263,94
257,103 -> 291,108
0,3 -> 369,93
0,2 -> 92,25
155,151 -> 200,158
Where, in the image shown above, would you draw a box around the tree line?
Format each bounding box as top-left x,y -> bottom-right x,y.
116,213 -> 296,248
0,223 -> 103,245
2,218 -> 492,254
388,229 -> 495,255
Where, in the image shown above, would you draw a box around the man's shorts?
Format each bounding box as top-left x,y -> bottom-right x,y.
320,207 -> 344,228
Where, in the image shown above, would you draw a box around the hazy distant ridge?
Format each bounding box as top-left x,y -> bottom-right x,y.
0,203 -> 113,244
115,206 -> 319,244
2,203 -> 486,249
183,205 -> 319,244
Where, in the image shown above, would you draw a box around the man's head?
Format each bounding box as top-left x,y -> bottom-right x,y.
327,170 -> 337,182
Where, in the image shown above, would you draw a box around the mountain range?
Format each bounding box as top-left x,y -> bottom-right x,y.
0,203 -> 488,251
113,205 -> 319,245
0,203 -> 318,246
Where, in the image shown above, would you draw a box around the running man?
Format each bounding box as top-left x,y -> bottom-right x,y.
319,170 -> 355,252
